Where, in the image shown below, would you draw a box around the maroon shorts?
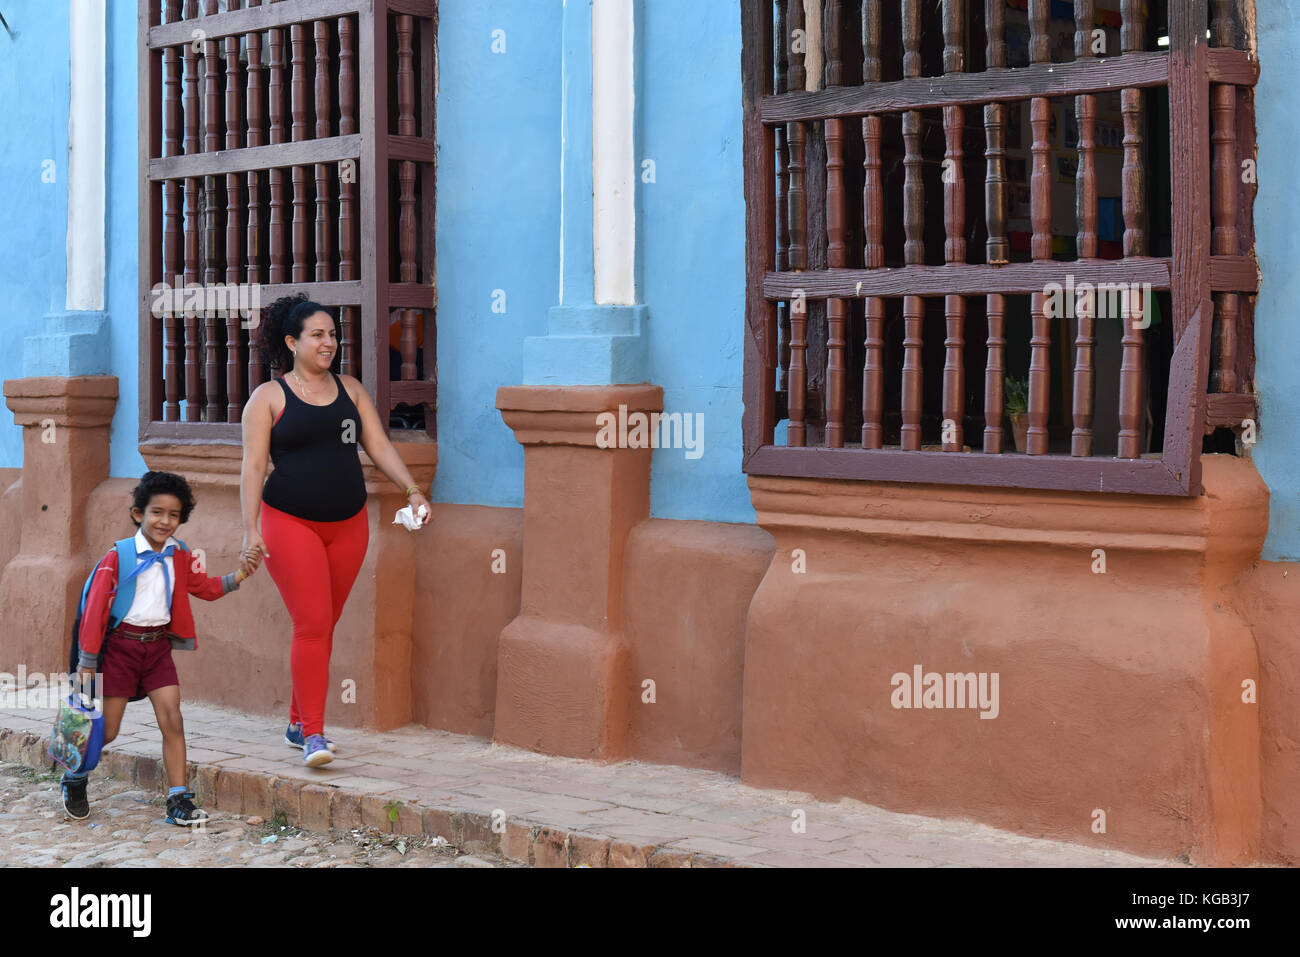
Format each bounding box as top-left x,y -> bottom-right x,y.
101,629 -> 179,699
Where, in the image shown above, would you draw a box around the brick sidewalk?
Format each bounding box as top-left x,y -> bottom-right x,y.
0,702 -> 1171,868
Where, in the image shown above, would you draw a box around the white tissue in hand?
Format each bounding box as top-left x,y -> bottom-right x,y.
392,504 -> 429,531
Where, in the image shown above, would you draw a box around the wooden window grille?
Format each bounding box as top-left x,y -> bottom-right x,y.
138,0 -> 437,444
741,0 -> 1258,494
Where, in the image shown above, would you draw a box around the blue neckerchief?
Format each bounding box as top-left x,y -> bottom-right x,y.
121,543 -> 175,603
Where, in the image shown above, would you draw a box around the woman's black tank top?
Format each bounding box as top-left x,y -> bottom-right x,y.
261,372 -> 368,521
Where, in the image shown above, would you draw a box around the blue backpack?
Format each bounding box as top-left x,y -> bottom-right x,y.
67,537 -> 188,703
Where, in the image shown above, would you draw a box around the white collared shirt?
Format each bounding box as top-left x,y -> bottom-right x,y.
121,528 -> 179,627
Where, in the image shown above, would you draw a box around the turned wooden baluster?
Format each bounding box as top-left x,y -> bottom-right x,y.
397,15 -> 419,379
943,296 -> 965,451
401,310 -> 419,381
824,0 -> 842,86
788,293 -> 808,447
338,15 -> 358,378
901,296 -> 924,451
902,1 -> 923,265
289,23 -> 310,283
943,0 -> 965,74
202,0 -> 220,420
1030,100 -> 1052,261
903,112 -> 924,265
1118,0 -> 1148,459
224,2 -> 245,421
985,1 -> 1009,265
163,3 -> 182,421
183,176 -> 201,422
986,0 -> 1006,69
983,294 -> 1006,453
786,0 -> 807,272
862,297 -> 885,450
985,105 -> 1009,265
1070,1 -> 1098,454
861,0 -> 883,270
1071,282 -> 1096,456
1211,0 -> 1237,50
1030,3 -> 1052,261
202,0 -> 220,289
775,0 -> 790,393
1118,286 -> 1146,458
785,1 -> 807,447
825,116 -> 847,447
1075,3 -> 1098,261
315,20 -> 335,283
290,23 -> 308,142
860,0 -> 884,449
398,15 -> 418,282
1211,0 -> 1240,394
179,1 -> 200,422
268,19 -> 286,284
902,0 -> 921,78
246,13 -> 263,290
1074,0 -> 1096,59
1028,292 -> 1051,454
943,101 -> 965,262
941,4 -> 967,454
1030,0 -> 1050,63
291,167 -> 309,284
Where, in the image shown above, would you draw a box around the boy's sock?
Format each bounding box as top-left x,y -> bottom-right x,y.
62,770 -> 89,784
168,785 -> 187,797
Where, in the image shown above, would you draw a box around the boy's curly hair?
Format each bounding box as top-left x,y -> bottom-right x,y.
130,471 -> 196,526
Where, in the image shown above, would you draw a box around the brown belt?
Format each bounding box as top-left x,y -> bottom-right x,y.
113,623 -> 169,643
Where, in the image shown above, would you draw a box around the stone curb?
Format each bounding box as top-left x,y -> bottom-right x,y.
1,729 -> 752,868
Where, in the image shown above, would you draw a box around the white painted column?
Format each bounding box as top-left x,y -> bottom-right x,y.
591,0 -> 635,306
66,0 -> 107,312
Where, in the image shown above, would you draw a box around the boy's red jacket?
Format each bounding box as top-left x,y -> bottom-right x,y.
76,542 -> 241,666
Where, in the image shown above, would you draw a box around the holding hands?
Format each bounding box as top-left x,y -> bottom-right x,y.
239,530 -> 269,580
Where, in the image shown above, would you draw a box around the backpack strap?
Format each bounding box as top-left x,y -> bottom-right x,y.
106,538 -> 139,631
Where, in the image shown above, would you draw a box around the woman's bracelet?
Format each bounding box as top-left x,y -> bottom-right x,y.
404,484 -> 421,498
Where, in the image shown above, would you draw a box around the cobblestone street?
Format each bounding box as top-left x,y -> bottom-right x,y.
0,762 -> 512,868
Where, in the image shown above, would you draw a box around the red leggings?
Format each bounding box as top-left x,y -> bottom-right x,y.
260,501 -> 369,737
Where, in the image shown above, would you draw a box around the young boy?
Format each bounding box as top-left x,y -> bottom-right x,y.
63,471 -> 259,824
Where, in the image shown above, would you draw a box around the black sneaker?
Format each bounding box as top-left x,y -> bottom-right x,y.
165,791 -> 208,826
61,776 -> 89,820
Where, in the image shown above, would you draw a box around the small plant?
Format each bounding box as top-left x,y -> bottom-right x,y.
1004,376 -> 1028,417
383,799 -> 403,823
271,809 -> 288,830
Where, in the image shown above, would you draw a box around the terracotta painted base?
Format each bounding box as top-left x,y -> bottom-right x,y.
741,455 -> 1267,864
622,519 -> 773,774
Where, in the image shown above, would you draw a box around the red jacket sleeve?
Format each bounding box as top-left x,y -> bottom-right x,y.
180,547 -> 239,602
77,550 -> 120,659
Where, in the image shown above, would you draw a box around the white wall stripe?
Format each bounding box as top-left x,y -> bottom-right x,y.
592,0 -> 636,306
67,0 -> 106,312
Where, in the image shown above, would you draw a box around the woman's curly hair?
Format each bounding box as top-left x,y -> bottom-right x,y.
130,471 -> 196,526
255,293 -> 341,373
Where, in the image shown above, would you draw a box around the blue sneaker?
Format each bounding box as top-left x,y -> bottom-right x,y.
303,734 -> 334,767
286,723 -> 335,752
165,790 -> 208,826
61,775 -> 89,820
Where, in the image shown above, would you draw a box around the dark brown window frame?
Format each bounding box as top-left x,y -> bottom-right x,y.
740,0 -> 1259,496
137,0 -> 438,448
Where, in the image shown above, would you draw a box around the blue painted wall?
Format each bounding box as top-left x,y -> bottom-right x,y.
0,0 -> 70,471
431,0 -> 562,509
106,0 -> 147,481
638,0 -> 752,523
434,0 -> 752,523
1251,3 -> 1300,560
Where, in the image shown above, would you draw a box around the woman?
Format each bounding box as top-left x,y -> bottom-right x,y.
239,294 -> 431,767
